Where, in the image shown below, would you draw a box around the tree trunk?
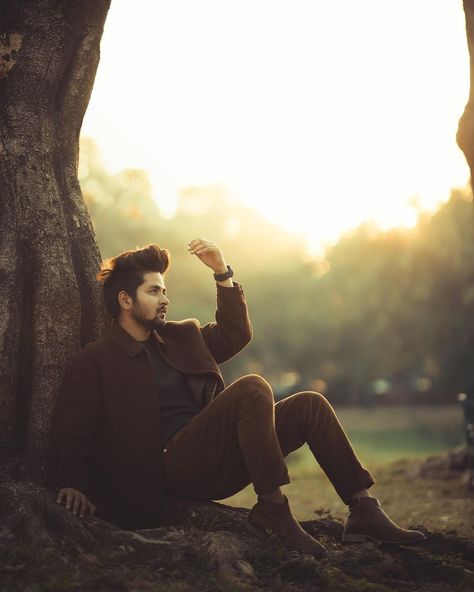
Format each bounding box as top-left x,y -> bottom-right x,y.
458,0 -> 474,186
0,0 -> 111,484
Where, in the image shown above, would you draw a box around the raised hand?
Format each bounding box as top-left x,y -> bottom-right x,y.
187,238 -> 227,273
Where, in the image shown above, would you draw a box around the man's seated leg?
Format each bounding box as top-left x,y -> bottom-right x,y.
274,391 -> 426,545
162,374 -> 327,558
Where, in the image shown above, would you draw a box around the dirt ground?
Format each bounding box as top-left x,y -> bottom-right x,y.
1,454 -> 473,592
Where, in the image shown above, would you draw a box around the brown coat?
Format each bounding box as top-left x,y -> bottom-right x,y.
48,282 -> 252,530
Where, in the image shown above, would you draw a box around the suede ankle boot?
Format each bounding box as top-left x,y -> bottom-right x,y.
342,496 -> 427,544
246,495 -> 328,559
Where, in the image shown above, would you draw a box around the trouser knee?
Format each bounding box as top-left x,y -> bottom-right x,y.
294,390 -> 331,407
236,374 -> 274,408
282,391 -> 334,419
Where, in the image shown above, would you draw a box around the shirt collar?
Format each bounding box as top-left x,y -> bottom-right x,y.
108,322 -> 165,357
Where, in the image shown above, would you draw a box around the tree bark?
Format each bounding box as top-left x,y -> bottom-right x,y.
0,0 -> 111,484
458,0 -> 474,186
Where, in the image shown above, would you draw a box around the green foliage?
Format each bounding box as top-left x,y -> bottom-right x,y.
79,138 -> 474,404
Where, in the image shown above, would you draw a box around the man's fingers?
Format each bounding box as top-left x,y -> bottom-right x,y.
66,491 -> 74,510
188,242 -> 216,256
189,248 -> 209,256
79,494 -> 89,517
187,238 -> 202,250
72,493 -> 82,515
56,489 -> 94,518
57,488 -> 71,506
188,237 -> 206,246
187,240 -> 205,253
188,238 -> 215,252
193,247 -> 210,256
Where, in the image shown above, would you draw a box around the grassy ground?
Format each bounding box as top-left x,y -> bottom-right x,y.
222,404 -> 474,538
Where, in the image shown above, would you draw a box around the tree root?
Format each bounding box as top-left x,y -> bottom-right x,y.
204,531 -> 257,586
0,479 -> 259,590
1,478 -> 473,592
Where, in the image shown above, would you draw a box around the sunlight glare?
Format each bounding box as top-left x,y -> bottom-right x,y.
82,0 -> 470,250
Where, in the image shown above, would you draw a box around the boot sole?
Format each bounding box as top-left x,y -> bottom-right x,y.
342,533 -> 377,543
342,532 -> 427,545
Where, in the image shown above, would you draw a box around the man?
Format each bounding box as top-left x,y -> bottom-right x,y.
48,238 -> 426,558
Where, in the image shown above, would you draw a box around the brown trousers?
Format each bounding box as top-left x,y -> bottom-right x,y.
162,374 -> 375,505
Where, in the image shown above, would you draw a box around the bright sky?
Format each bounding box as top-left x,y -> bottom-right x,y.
82,0 -> 470,253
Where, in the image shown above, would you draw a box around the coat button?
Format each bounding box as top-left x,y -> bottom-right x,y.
163,448 -> 167,453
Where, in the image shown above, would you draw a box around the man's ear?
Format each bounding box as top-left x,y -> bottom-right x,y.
118,290 -> 133,311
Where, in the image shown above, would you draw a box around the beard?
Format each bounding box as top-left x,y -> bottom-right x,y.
130,302 -> 166,331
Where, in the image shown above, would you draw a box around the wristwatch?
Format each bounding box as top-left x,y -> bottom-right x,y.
213,265 -> 234,282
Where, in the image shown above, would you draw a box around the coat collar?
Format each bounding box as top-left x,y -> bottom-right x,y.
108,322 -> 164,357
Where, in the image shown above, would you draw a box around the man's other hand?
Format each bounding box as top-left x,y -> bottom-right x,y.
187,238 -> 227,274
57,487 -> 97,518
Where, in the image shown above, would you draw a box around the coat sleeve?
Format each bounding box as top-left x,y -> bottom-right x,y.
200,281 -> 253,364
47,348 -> 102,495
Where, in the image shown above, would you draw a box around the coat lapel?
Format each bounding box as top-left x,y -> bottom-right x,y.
107,320 -> 223,383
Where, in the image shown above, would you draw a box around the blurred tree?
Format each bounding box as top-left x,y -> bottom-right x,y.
80,137 -> 474,405
80,138 -> 167,256
408,190 -> 474,393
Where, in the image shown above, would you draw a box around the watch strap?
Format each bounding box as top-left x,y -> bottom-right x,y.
213,265 -> 234,282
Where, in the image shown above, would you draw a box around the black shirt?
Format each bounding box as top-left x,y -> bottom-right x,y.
139,335 -> 201,449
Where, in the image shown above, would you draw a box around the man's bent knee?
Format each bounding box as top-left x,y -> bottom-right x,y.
235,374 -> 274,405
286,391 -> 333,411
238,374 -> 272,390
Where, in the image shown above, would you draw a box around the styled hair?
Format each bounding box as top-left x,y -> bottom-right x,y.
96,244 -> 170,319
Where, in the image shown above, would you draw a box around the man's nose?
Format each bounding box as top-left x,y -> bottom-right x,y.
161,294 -> 170,305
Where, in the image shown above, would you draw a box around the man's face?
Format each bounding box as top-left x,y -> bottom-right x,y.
129,271 -> 170,330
